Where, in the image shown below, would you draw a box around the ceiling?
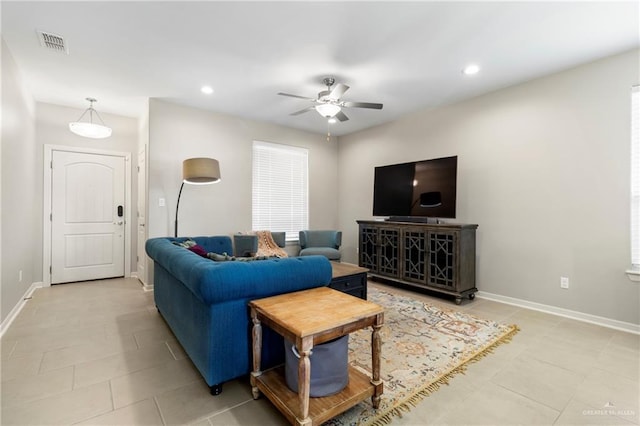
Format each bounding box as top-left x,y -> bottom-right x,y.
2,1 -> 638,137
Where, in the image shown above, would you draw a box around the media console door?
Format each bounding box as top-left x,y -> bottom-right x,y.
358,220 -> 478,304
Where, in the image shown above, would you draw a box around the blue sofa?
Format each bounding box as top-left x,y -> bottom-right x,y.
145,236 -> 332,395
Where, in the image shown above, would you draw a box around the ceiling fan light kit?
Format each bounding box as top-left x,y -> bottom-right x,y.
69,97 -> 112,139
315,103 -> 341,118
278,77 -> 383,123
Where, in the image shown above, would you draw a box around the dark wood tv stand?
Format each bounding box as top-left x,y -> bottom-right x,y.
357,220 -> 478,304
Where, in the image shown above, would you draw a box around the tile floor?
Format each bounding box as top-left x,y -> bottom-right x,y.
1,277 -> 638,425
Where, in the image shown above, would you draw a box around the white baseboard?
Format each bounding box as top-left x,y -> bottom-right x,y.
0,282 -> 44,338
131,272 -> 153,292
476,291 -> 640,335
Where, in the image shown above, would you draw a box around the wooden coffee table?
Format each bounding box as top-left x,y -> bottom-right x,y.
249,287 -> 384,426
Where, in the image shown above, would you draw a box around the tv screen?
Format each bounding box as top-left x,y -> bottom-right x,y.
372,156 -> 457,218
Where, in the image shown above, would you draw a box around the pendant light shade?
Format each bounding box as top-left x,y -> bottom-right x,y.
69,98 -> 112,139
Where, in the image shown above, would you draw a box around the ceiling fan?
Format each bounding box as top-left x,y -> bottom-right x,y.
278,77 -> 383,122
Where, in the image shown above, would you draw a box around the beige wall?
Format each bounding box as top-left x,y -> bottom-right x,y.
147,99 -> 339,246
338,49 -> 640,325
1,39 -> 37,323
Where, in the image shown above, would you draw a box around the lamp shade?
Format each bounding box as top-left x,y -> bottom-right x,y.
183,158 -> 221,184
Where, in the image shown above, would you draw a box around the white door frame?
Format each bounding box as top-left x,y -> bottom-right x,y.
136,145 -> 151,290
43,144 -> 132,287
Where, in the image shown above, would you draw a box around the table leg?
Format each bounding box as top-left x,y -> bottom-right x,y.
371,314 -> 384,409
250,308 -> 262,400
296,337 -> 312,426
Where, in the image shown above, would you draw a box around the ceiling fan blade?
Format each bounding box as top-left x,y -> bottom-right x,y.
290,106 -> 315,116
328,83 -> 349,100
335,110 -> 349,122
342,101 -> 383,110
278,92 -> 316,101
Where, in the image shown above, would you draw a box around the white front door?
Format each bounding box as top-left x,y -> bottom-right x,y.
51,150 -> 126,284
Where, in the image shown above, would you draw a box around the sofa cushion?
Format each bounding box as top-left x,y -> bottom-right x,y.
299,247 -> 341,260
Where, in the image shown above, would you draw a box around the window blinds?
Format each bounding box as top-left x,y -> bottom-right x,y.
632,86 -> 639,268
252,141 -> 309,241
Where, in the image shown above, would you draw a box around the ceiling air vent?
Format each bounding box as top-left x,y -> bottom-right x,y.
37,30 -> 68,54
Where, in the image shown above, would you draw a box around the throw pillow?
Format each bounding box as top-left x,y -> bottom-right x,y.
206,252 -> 274,262
207,252 -> 235,261
187,245 -> 208,257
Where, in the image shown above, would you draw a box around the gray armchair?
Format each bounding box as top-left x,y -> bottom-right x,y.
298,230 -> 342,261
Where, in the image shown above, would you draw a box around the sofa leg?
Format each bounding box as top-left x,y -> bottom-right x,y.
210,384 -> 223,395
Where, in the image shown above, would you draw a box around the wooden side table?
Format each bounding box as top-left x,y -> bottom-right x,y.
329,262 -> 369,299
249,287 -> 384,426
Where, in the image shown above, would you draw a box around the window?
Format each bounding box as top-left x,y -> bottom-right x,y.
631,86 -> 640,272
252,141 -> 308,241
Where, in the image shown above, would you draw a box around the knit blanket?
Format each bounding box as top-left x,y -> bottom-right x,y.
255,230 -> 288,258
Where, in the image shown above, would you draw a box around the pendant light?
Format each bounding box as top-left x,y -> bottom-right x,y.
69,98 -> 112,139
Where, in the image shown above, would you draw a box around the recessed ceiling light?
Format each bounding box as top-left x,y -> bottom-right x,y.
201,86 -> 214,95
462,64 -> 480,75
462,64 -> 480,76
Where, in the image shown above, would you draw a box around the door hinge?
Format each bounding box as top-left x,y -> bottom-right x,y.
50,161 -> 53,169
49,265 -> 52,274
50,213 -> 52,221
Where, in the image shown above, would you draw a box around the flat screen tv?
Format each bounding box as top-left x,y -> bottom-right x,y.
372,156 -> 457,219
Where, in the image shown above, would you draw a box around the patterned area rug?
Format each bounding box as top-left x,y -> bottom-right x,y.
327,287 -> 519,426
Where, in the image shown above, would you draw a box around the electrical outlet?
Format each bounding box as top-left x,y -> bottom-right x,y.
560,276 -> 569,289
159,198 -> 165,207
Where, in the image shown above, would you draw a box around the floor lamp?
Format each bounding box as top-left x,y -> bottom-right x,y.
175,157 -> 221,237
